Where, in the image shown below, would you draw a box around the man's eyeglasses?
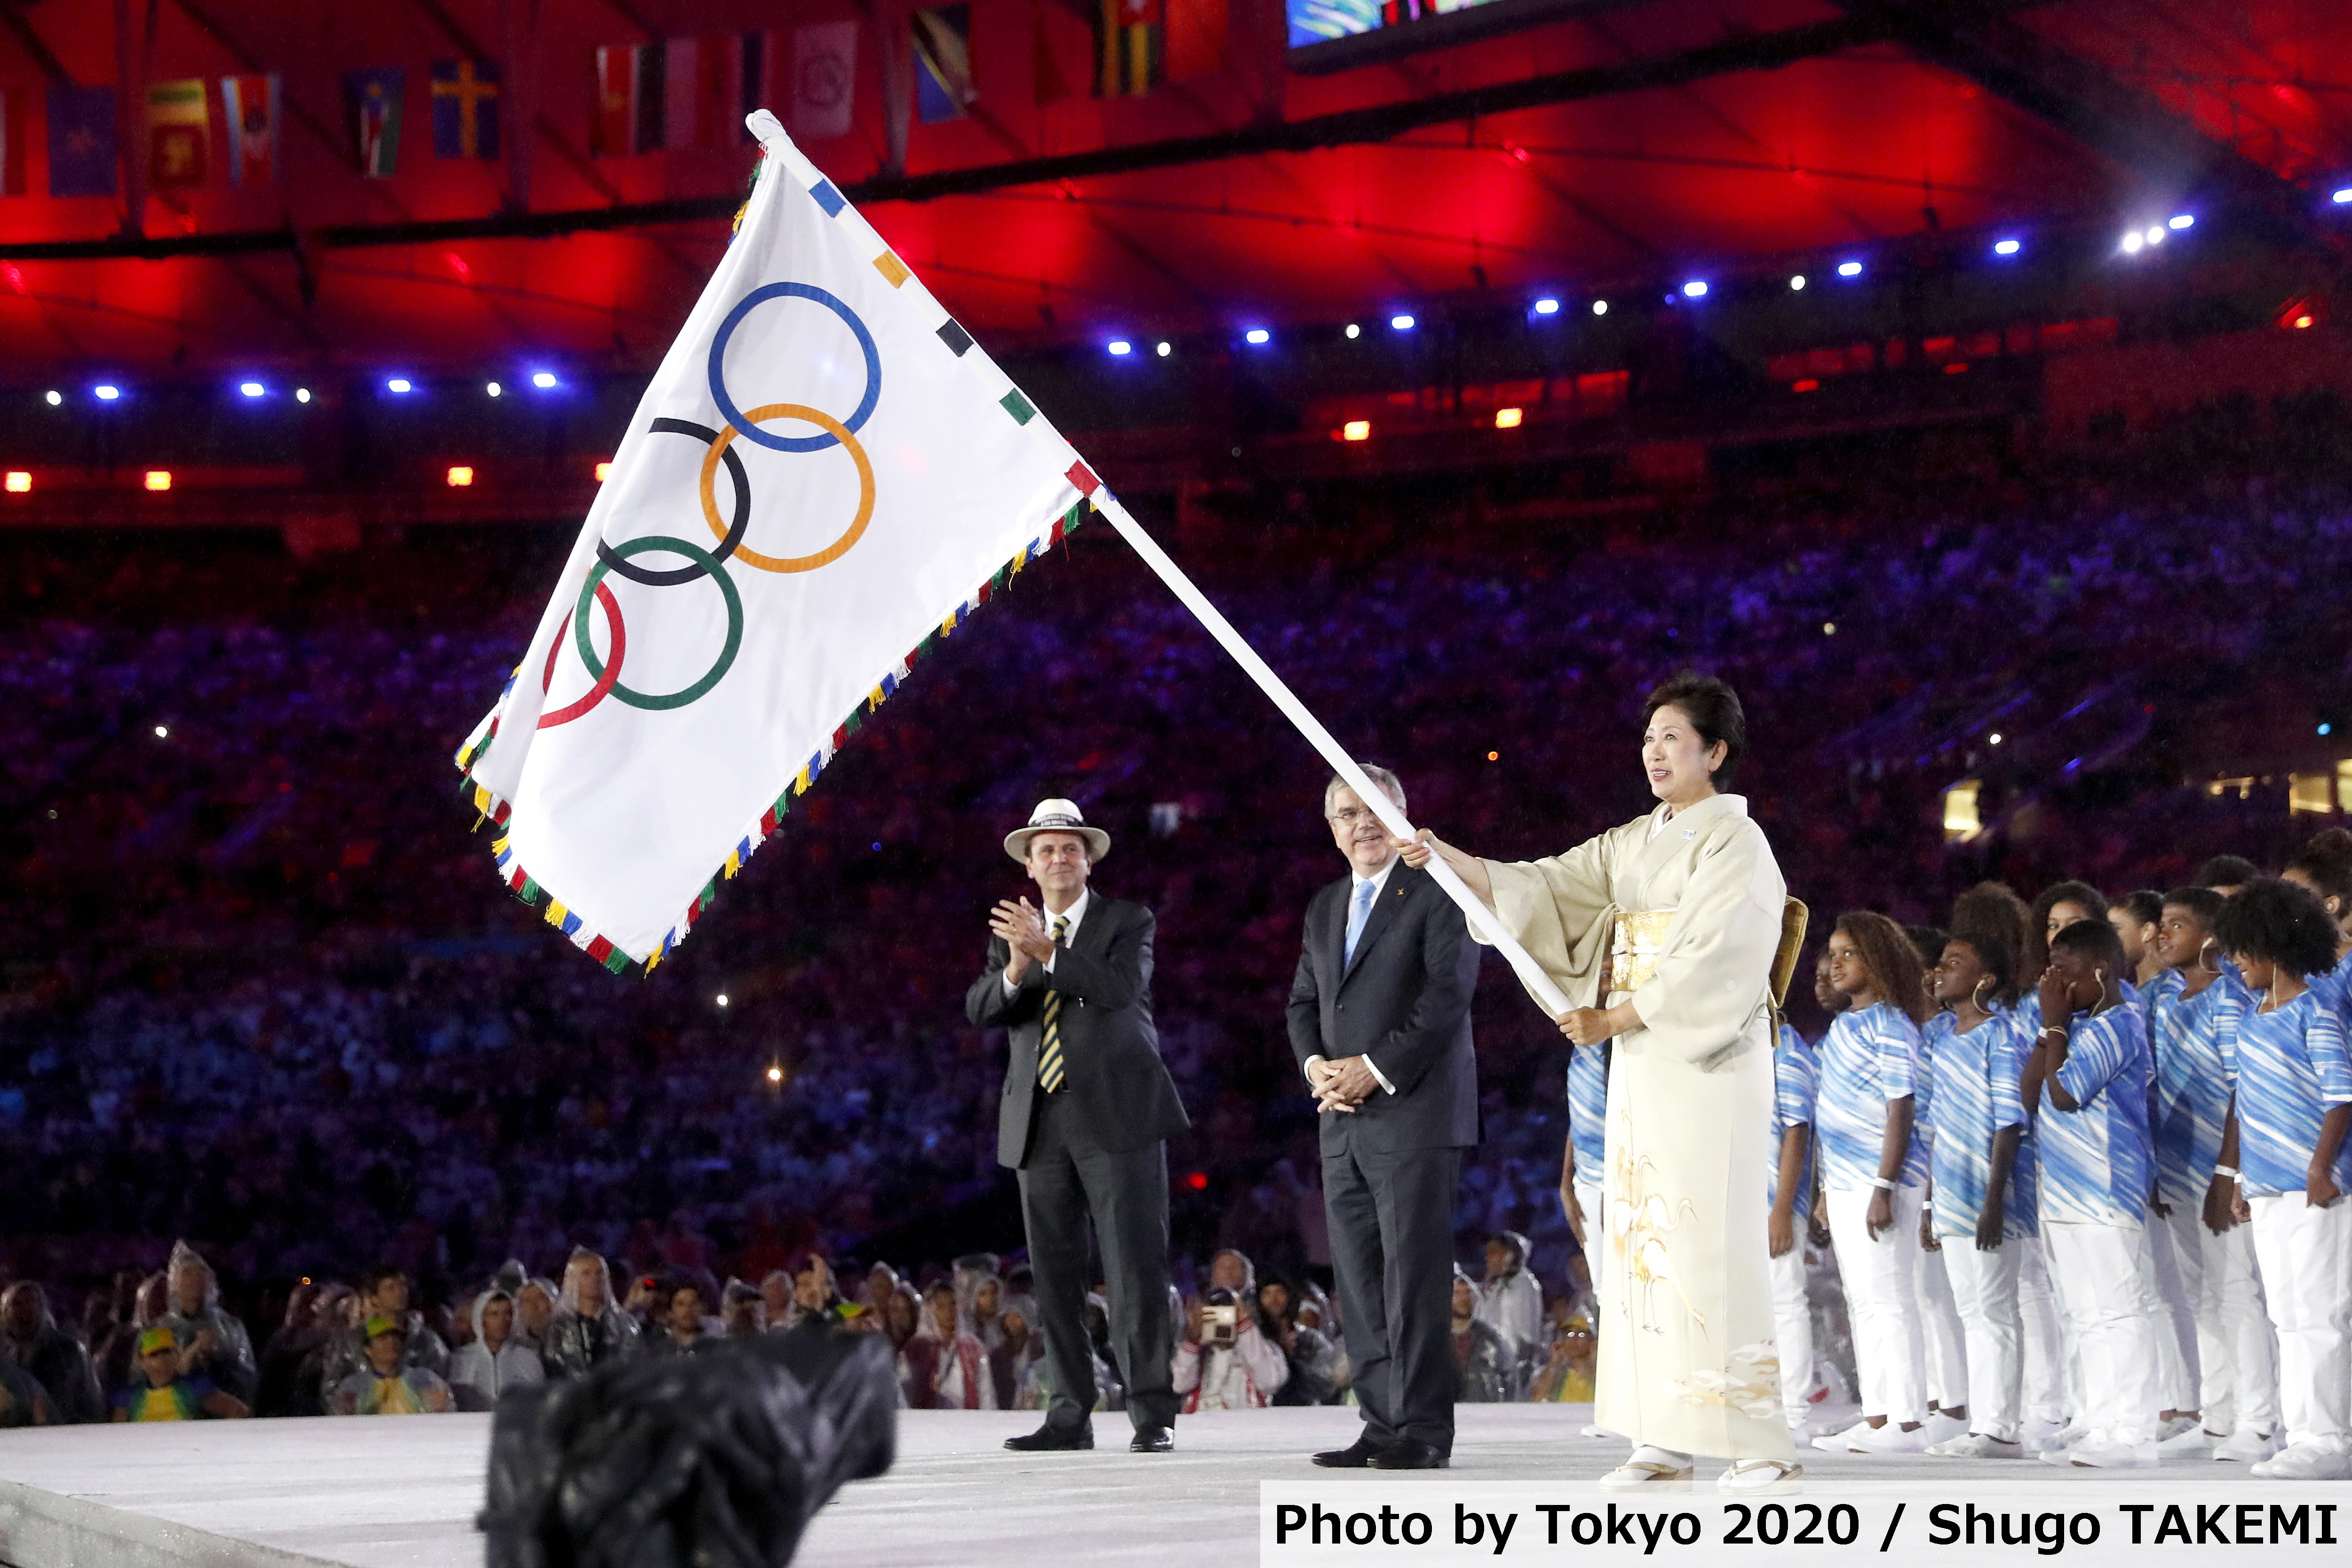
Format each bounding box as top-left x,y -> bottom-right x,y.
1326,807 -> 1386,828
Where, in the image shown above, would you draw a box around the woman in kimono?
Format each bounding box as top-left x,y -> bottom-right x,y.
1401,673 -> 1799,1494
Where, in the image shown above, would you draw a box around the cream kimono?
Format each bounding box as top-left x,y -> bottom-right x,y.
1480,793 -> 1790,1461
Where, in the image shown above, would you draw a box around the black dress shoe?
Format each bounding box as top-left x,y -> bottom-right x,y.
1312,1435 -> 1393,1468
1004,1423 -> 1094,1451
1369,1438 -> 1449,1470
1129,1425 -> 1175,1452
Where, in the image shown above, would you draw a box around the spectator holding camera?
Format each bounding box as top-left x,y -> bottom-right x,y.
1175,1250 -> 1288,1410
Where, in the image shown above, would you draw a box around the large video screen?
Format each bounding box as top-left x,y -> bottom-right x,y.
1287,0 -> 1608,73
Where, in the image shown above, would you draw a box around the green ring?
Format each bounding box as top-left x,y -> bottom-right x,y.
578,535 -> 743,711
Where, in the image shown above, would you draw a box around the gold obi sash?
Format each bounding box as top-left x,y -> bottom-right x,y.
1607,909 -> 1677,995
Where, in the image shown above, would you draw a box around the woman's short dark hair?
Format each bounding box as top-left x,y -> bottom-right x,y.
2215,877 -> 2341,979
1947,928 -> 2019,1009
2049,917 -> 2126,972
2195,853 -> 2261,889
1643,673 -> 1745,788
2162,886 -> 2226,927
2110,890 -> 2162,927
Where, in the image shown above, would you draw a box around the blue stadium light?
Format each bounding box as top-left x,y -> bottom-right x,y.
295,388 -> 312,404
1994,238 -> 2022,256
2336,188 -> 2352,205
2120,230 -> 2146,254
1344,323 -> 1360,339
93,384 -> 121,401
1591,299 -> 1608,316
1244,327 -> 1271,345
386,377 -> 414,394
1390,313 -> 1415,331
1532,297 -> 1560,315
1836,260 -> 1862,278
530,370 -> 558,389
1155,341 -> 1171,357
238,382 -> 266,399
43,390 -> 61,406
486,381 -> 502,398
2169,213 -> 2194,230
1107,340 -> 1132,356
1789,274 -> 1806,291
2323,723 -> 2336,736
1682,280 -> 1708,298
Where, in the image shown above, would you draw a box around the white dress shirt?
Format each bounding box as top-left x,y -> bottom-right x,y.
1004,886 -> 1090,995
1306,856 -> 1399,1097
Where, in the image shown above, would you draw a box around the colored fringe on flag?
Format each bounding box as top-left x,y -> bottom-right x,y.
457,110 -> 1104,973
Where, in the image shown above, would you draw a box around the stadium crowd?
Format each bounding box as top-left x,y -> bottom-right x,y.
0,414 -> 2348,1460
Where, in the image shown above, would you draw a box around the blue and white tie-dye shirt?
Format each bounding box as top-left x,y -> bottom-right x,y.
2147,967 -> 2248,1206
2302,947 -> 2352,1016
1566,1043 -> 1608,1181
2233,988 -> 2352,1198
1769,1024 -> 1818,1221
1923,1008 -> 2033,1240
2035,999 -> 2154,1226
1814,1001 -> 1929,1189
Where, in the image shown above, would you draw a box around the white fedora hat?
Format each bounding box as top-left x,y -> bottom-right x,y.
1004,798 -> 1111,864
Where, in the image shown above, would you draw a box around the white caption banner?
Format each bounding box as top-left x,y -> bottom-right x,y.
1261,1481 -> 2349,1565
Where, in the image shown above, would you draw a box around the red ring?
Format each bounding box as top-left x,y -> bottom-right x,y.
538,581 -> 626,728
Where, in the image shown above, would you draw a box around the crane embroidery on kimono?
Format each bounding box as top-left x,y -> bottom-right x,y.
1607,1146 -> 1705,1336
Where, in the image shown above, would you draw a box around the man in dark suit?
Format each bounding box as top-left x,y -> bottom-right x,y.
1288,766 -> 1480,1470
966,798 -> 1190,1454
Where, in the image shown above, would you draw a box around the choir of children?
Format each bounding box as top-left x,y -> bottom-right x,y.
1772,834 -> 2352,1477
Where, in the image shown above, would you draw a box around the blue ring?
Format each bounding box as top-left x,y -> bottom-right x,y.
706,282 -> 881,454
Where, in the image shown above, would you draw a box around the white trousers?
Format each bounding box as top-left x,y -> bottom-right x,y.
2156,1202 -> 2277,1434
1939,1240 -> 2023,1441
1915,1233 -> 1970,1411
2042,1219 -> 2163,1445
2016,1236 -> 2066,1426
1826,1183 -> 1927,1425
2140,1216 -> 2195,1412
1575,1180 -> 1604,1261
1769,1237 -> 1815,1427
2248,1192 -> 2352,1452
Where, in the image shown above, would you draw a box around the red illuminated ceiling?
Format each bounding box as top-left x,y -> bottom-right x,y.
0,0 -> 2344,376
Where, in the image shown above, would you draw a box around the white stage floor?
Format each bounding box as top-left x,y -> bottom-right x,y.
0,1405 -> 2339,1567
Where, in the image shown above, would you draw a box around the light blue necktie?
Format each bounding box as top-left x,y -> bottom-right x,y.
1344,879 -> 1376,966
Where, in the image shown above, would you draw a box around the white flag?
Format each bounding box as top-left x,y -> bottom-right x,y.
457,111 -> 1097,971
791,22 -> 858,140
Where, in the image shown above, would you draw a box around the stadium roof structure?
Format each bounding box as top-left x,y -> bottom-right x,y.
0,0 -> 2345,378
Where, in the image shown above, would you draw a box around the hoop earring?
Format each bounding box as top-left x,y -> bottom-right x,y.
2197,938 -> 2221,975
1971,977 -> 1993,1010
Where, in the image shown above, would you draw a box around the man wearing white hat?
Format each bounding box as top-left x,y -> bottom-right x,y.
966,799 -> 1191,1454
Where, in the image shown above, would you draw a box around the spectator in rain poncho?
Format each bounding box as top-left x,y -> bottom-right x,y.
989,1292 -> 1042,1409
1173,1251 -> 1287,1411
1473,1231 -> 1545,1382
643,1280 -> 724,1359
1450,1268 -> 1520,1404
322,1268 -> 449,1396
1256,1274 -> 1341,1407
1,1282 -> 103,1424
899,1281 -> 995,1409
330,1315 -> 454,1415
964,1271 -> 1007,1351
514,1277 -> 559,1351
541,1249 -> 640,1379
448,1289 -> 546,1410
255,1282 -> 333,1418
158,1242 -> 257,1407
720,1279 -> 766,1337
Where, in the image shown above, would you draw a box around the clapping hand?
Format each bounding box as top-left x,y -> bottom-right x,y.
989,898 -> 1055,978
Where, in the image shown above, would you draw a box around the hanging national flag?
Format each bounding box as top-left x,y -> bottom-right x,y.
46,85 -> 117,198
220,74 -> 280,186
912,6 -> 974,124
0,89 -> 26,196
455,110 -> 1099,970
1095,0 -> 1163,96
790,22 -> 856,140
431,59 -> 502,159
723,33 -> 773,143
344,68 -> 406,177
147,79 -> 210,188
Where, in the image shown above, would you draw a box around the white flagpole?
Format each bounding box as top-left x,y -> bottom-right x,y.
1089,489 -> 1574,1018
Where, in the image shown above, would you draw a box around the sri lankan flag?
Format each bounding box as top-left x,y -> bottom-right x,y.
1096,0 -> 1162,96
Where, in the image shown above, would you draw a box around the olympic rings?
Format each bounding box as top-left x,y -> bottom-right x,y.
577,535 -> 744,712
595,418 -> 750,586
707,283 -> 881,454
538,582 -> 627,728
699,402 -> 874,574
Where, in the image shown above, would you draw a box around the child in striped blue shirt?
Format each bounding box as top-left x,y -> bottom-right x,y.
2213,877 -> 2352,1482
1919,931 -> 2033,1457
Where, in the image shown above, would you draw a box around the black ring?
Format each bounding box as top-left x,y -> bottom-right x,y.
594,418 -> 750,586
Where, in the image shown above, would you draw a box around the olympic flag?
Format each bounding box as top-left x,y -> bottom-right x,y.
456,110 -> 1099,971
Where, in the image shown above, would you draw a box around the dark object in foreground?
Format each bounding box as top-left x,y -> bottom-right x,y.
480,1323 -> 897,1568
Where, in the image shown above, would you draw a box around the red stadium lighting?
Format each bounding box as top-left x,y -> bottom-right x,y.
3,471 -> 27,493
446,465 -> 475,486
1791,379 -> 1820,392
1185,1170 -> 1209,1191
1944,362 -> 1970,374
143,470 -> 171,491
1494,407 -> 1523,429
594,461 -> 613,481
1341,420 -> 1371,441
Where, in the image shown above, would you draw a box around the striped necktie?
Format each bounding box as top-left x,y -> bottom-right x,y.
1037,915 -> 1071,1093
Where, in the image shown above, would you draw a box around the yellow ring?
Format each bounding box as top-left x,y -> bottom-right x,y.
699,402 -> 875,573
